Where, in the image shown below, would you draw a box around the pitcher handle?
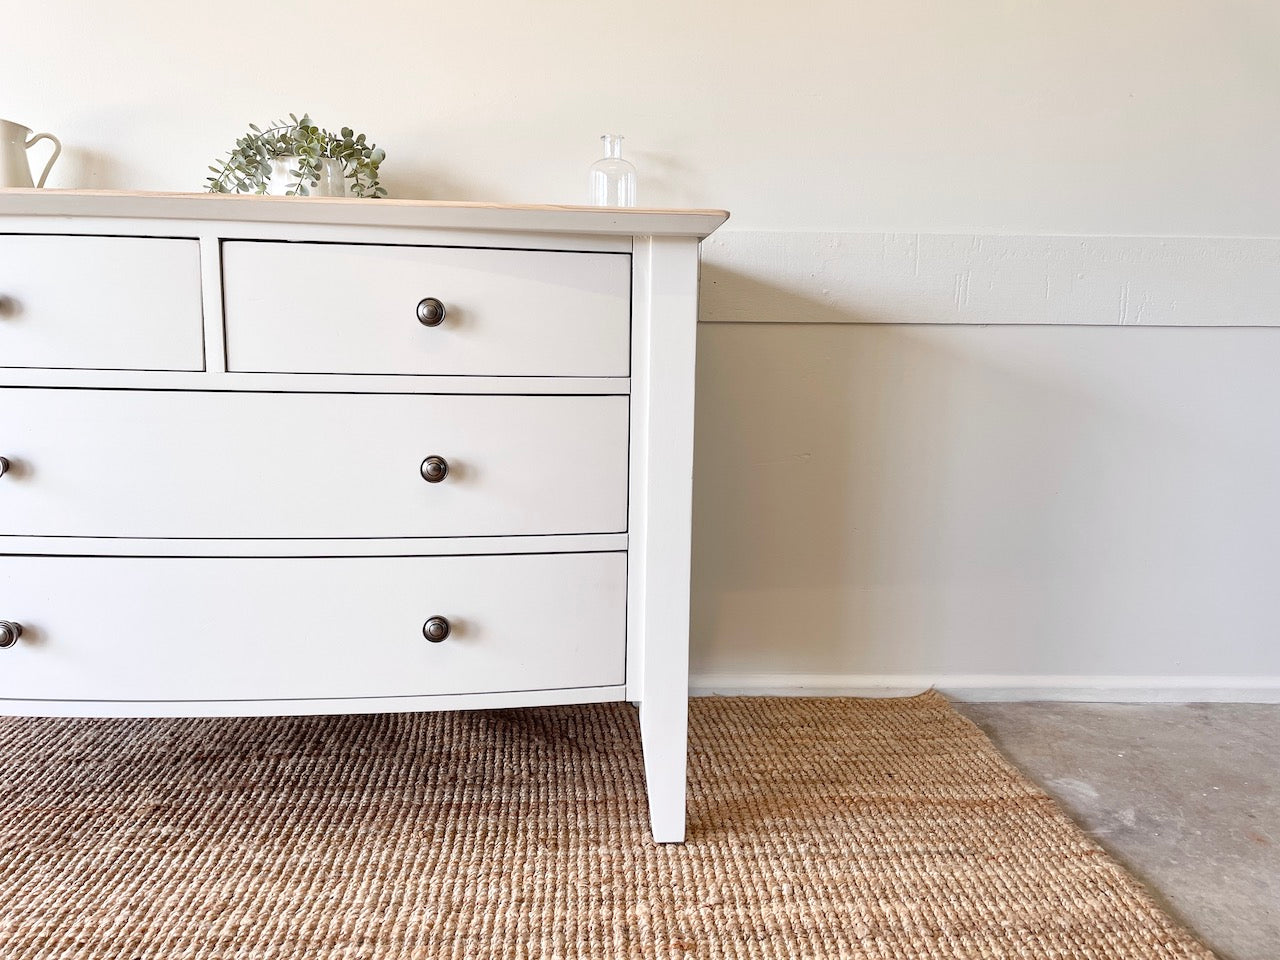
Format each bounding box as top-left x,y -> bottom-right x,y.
24,132 -> 62,188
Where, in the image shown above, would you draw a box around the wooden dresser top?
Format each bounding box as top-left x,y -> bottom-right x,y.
0,189 -> 729,239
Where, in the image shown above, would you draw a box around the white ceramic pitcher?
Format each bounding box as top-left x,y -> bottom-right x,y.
0,119 -> 61,188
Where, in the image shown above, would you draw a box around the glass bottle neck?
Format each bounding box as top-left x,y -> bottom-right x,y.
601,134 -> 624,159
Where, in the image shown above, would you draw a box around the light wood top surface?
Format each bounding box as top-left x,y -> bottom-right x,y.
0,189 -> 729,238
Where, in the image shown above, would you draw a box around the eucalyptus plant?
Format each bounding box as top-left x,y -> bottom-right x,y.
206,114 -> 387,198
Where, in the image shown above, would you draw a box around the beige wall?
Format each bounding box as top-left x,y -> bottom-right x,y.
5,0 -> 1278,234
6,1 -> 1279,696
692,323 -> 1280,693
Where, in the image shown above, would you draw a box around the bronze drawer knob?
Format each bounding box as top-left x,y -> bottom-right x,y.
416,297 -> 446,327
422,616 -> 451,643
0,621 -> 22,648
0,457 -> 8,478
420,455 -> 449,483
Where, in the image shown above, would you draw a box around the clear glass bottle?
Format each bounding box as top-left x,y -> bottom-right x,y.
589,134 -> 637,207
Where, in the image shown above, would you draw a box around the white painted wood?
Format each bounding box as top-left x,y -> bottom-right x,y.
223,241 -> 632,377
0,684 -> 629,719
0,533 -> 627,557
0,390 -> 628,538
0,235 -> 204,370
0,215 -> 635,255
0,194 -> 720,842
702,231 -> 1280,326
198,235 -> 228,373
0,190 -> 728,239
688,673 -> 1280,704
629,236 -> 700,843
0,368 -> 628,394
0,552 -> 626,702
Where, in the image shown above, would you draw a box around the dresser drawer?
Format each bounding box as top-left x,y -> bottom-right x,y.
0,235 -> 204,371
0,390 -> 627,538
0,552 -> 626,701
222,241 -> 631,377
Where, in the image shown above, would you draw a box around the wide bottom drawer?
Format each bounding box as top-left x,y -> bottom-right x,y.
0,553 -> 626,702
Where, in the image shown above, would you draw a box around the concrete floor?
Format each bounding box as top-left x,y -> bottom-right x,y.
954,702 -> 1279,960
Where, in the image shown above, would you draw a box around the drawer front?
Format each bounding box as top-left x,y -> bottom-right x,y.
0,235 -> 204,371
0,552 -> 626,701
222,241 -> 630,377
0,390 -> 627,538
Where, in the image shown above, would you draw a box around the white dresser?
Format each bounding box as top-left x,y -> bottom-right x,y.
0,190 -> 727,843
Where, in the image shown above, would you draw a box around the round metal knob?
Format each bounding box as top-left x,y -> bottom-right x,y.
416,297 -> 446,327
420,455 -> 449,483
0,457 -> 8,478
0,621 -> 22,649
423,616 -> 451,643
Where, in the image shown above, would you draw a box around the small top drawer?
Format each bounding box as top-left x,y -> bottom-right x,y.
0,235 -> 204,371
222,241 -> 631,377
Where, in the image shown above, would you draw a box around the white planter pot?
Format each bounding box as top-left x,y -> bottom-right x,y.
264,156 -> 347,197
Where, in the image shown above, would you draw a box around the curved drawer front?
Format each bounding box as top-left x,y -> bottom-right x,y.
223,241 -> 631,377
0,552 -> 626,701
0,390 -> 628,538
0,235 -> 204,371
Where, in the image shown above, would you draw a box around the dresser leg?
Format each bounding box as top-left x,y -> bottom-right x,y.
628,235 -> 701,844
640,697 -> 688,843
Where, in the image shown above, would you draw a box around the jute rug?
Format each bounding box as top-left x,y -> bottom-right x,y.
0,692 -> 1212,959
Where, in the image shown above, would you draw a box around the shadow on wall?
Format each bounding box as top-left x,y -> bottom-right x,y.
49,148 -> 129,190
690,264 -> 970,680
688,264 -> 1280,680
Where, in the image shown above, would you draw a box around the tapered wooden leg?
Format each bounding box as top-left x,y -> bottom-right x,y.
627,235 -> 700,844
641,697 -> 688,843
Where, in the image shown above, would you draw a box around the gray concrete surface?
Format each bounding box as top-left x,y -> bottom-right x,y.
954,702 -> 1279,960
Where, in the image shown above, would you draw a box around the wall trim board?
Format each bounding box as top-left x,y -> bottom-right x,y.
700,232 -> 1280,327
689,673 -> 1280,704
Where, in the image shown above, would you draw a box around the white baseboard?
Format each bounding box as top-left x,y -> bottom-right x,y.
688,673 -> 1280,703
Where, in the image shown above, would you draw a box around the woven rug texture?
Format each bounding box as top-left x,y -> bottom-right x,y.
0,692 -> 1212,959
